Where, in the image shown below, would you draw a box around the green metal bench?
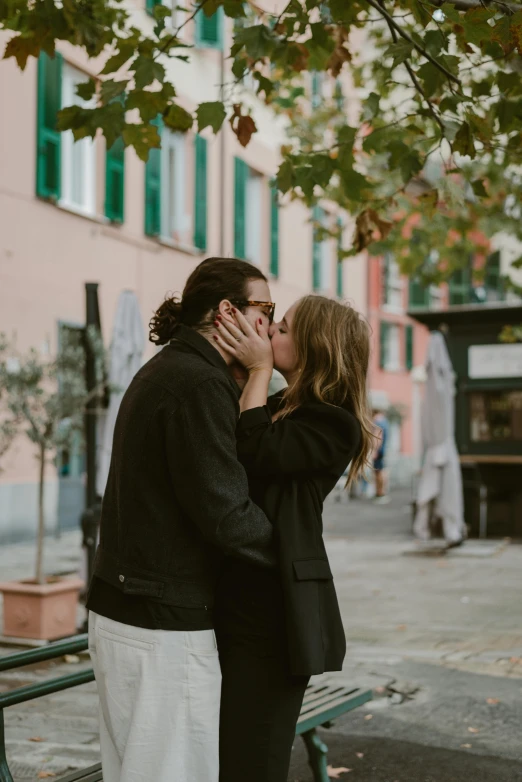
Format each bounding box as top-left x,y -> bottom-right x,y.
0,636 -> 372,782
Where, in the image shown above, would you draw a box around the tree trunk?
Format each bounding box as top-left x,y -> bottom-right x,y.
35,444 -> 46,586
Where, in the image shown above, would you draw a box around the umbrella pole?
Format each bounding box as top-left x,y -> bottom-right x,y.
80,283 -> 103,626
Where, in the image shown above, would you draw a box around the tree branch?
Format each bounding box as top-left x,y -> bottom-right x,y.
365,0 -> 461,86
429,0 -> 522,12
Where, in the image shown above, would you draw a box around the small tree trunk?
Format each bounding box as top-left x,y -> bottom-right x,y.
35,444 -> 46,586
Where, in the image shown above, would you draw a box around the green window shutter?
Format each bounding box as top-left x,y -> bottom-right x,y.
485,251 -> 503,299
312,206 -> 323,292
144,118 -> 162,237
234,157 -> 247,259
311,72 -> 321,109
382,253 -> 391,305
193,135 -> 208,250
105,136 -> 125,223
449,265 -> 472,305
405,325 -> 414,370
379,321 -> 389,370
270,184 -> 279,277
36,52 -> 62,200
195,7 -> 223,49
146,0 -> 161,16
409,277 -> 429,308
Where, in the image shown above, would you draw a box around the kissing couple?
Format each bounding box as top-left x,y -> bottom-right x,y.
86,256 -> 373,782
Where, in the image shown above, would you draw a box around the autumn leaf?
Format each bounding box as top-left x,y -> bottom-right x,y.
468,727 -> 480,734
486,698 -> 500,705
229,104 -> 257,147
29,736 -> 46,742
37,773 -> 56,779
364,713 -> 373,721
327,767 -> 352,779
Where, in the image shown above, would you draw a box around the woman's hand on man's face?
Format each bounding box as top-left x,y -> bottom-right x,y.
213,308 -> 274,374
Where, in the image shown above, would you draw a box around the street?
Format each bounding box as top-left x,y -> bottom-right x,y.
1,487 -> 522,781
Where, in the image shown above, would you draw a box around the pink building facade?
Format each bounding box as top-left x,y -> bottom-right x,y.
0,5 -> 369,541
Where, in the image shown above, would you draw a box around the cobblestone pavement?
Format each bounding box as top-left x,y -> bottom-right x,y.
1,488 -> 521,780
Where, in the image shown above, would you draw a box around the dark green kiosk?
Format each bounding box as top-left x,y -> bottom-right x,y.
409,302 -> 522,539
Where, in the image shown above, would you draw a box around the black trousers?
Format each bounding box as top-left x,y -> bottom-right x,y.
215,564 -> 309,782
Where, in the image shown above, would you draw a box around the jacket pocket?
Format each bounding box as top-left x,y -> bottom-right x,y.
293,558 -> 333,581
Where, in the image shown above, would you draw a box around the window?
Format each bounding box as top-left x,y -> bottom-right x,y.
382,254 -> 403,311
144,120 -> 189,243
405,324 -> 414,370
311,72 -> 324,109
409,278 -> 430,309
234,158 -> 262,266
195,7 -> 223,49
470,391 -> 522,443
194,135 -> 208,251
270,184 -> 279,277
448,263 -> 473,305
484,251 -> 505,301
380,321 -> 401,371
61,64 -> 96,216
161,129 -> 188,241
312,206 -> 330,292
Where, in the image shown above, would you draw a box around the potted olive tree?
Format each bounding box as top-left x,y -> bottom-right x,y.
0,330 -> 107,640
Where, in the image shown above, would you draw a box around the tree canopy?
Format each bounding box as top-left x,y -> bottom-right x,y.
2,0 -> 522,283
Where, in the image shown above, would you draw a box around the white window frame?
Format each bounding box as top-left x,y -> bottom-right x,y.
429,285 -> 444,310
383,254 -> 404,314
245,170 -> 262,267
384,323 -> 402,372
60,64 -> 96,217
160,129 -> 189,242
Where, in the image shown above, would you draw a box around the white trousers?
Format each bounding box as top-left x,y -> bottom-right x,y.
88,611 -> 221,782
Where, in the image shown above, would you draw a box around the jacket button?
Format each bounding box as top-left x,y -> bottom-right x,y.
119,575 -> 125,583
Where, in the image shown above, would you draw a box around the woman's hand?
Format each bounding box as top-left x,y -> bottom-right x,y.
213,309 -> 273,374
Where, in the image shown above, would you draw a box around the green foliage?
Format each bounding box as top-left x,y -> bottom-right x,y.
2,0 -> 522,278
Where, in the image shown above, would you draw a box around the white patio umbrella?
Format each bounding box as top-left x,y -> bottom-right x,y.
96,290 -> 146,496
413,331 -> 466,544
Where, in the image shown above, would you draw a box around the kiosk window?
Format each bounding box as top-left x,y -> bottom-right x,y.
470,391 -> 522,442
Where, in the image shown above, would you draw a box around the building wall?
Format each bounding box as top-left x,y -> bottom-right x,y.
0,9 -> 368,542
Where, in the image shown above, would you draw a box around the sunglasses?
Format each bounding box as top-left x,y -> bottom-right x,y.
233,300 -> 276,324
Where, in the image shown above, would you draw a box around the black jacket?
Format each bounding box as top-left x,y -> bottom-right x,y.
236,395 -> 361,676
92,325 -> 275,614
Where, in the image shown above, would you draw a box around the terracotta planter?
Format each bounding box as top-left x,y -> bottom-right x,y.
0,577 -> 84,641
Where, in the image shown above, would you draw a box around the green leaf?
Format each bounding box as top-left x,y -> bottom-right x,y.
277,159 -> 296,193
310,154 -> 335,189
122,122 -> 161,162
452,122 -> 476,158
440,3 -> 462,23
471,179 -> 488,198
163,102 -> 193,132
340,168 -> 370,201
497,71 -> 522,96
461,8 -> 495,48
417,62 -> 445,97
3,34 -> 40,70
423,29 -> 447,57
383,40 -> 414,68
362,92 -> 380,122
196,101 -> 226,133
100,79 -> 128,105
76,79 -> 97,102
234,24 -> 275,61
126,88 -> 169,122
101,43 -> 135,76
133,56 -> 165,89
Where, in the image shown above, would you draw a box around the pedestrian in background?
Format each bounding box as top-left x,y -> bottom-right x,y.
372,408 -> 390,504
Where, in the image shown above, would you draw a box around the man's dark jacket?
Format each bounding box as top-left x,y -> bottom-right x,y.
236,395 -> 361,676
92,325 -> 274,612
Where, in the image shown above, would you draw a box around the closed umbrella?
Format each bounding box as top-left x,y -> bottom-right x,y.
96,290 -> 146,496
413,331 -> 466,544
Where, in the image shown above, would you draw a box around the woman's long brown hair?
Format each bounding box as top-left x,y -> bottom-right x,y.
273,295 -> 375,486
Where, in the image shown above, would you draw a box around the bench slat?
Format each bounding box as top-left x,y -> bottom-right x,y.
55,763 -> 102,782
296,688 -> 373,735
299,688 -> 360,715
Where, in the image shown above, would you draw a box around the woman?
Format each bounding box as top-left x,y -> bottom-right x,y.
213,295 -> 373,782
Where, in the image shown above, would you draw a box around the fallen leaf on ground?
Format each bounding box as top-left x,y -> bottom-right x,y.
486,698 -> 500,705
37,773 -> 56,779
327,767 -> 352,778
64,654 -> 80,664
29,737 -> 45,742
356,752 -> 364,758
374,686 -> 386,695
468,727 -> 479,734
364,714 -> 373,721
396,624 -> 408,631
461,743 -> 472,749
509,657 -> 522,664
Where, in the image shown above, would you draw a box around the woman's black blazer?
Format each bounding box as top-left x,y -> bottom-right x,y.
236,394 -> 361,676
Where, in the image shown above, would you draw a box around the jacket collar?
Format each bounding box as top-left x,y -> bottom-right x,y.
169,324 -> 239,395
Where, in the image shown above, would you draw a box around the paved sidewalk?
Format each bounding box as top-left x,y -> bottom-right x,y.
1,489 -> 521,780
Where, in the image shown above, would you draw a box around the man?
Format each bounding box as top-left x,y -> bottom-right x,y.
372,408 -> 390,504
86,257 -> 277,782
